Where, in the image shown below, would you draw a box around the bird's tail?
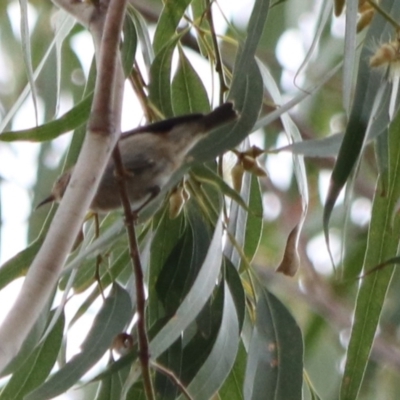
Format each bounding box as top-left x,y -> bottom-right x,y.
202,102 -> 238,132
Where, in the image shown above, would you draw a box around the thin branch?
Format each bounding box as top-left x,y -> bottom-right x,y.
112,147 -> 155,400
366,0 -> 400,31
0,0 -> 126,372
151,361 -> 193,400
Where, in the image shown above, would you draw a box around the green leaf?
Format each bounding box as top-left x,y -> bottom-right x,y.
149,218 -> 223,359
224,165 -> 262,271
340,108 -> 400,399
0,94 -> 93,142
94,363 -> 129,400
190,164 -> 249,211
191,0 -> 270,160
217,340 -> 247,400
0,10 -> 76,133
0,238 -> 42,290
244,289 -> 303,400
153,0 -> 192,55
323,0 -> 400,243
19,0 -> 39,127
272,133 -> 344,157
121,14 -> 138,76
154,338 -> 183,399
0,311 -> 65,400
172,47 -> 210,114
155,212 -> 210,316
342,0 -> 358,114
128,7 -> 154,69
241,174 -> 263,265
26,284 -> 132,400
149,34 -> 184,117
192,59 -> 263,161
225,259 -> 246,333
184,282 -> 239,400
0,207 -> 55,290
148,209 -> 186,326
190,0 -> 213,56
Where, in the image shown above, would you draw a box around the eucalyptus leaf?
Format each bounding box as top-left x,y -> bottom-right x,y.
150,218 -> 223,359
0,311 -> 64,400
183,282 -> 239,400
244,289 -> 303,400
340,95 -> 400,400
26,284 -> 132,400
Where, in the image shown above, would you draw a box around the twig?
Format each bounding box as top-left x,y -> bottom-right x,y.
366,0 -> 400,31
112,147 -> 155,400
151,361 -> 193,400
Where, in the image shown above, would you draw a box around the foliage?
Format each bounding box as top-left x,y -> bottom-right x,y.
1,0 -> 400,399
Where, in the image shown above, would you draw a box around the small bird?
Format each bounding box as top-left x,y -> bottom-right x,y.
37,102 -> 237,213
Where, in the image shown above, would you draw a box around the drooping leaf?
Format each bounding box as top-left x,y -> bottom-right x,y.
0,10 -> 76,133
149,218 -> 223,359
184,282 -> 239,400
121,15 -> 138,76
342,0 -> 358,114
217,340 -> 247,400
276,224 -> 301,277
0,94 -> 93,142
340,106 -> 400,400
153,0 -> 192,55
94,363 -> 129,400
257,59 -> 308,276
225,259 -> 246,333
19,0 -> 39,126
172,46 -> 210,114
190,164 -> 248,211
323,0 -> 400,249
149,33 -> 185,117
26,284 -> 132,400
243,288 -> 303,400
0,311 -> 65,400
271,133 -> 344,158
128,7 -> 154,69
191,0 -> 271,160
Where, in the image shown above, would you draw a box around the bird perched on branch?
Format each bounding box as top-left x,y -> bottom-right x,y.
37,102 -> 238,213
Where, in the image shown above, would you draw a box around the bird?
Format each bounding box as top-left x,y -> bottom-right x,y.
37,102 -> 237,213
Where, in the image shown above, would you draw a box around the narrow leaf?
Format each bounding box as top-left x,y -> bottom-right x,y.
184,282 -> 239,400
244,289 -> 303,400
172,47 -> 210,114
0,311 -> 65,400
340,103 -> 400,400
323,0 -> 400,248
153,0 -> 191,55
190,164 -> 249,211
149,33 -> 185,117
18,0 -> 38,126
26,284 -> 132,400
150,219 -> 223,359
271,133 -> 344,158
342,0 -> 358,113
0,94 -> 93,142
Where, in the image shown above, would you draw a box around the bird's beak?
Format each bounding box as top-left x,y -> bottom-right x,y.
35,194 -> 55,210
